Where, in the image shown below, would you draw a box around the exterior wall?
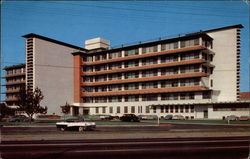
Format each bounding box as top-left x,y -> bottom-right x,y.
207,29 -> 238,102
32,38 -> 76,115
208,107 -> 250,119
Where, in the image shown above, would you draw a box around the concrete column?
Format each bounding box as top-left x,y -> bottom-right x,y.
199,37 -> 202,46
70,106 -> 74,116
157,56 -> 161,64
79,107 -> 84,115
157,44 -> 161,52
139,48 -> 142,55
178,40 -> 181,49
157,69 -> 161,76
139,59 -> 142,66
121,50 -> 125,57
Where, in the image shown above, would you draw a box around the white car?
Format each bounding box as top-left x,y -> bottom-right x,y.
56,118 -> 96,132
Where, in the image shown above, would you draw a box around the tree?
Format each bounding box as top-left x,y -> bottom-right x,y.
17,86 -> 47,121
60,102 -> 70,114
0,103 -> 15,121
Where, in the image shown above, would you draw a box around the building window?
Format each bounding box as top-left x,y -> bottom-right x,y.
142,82 -> 158,89
125,49 -> 139,56
146,106 -> 150,113
95,107 -> 99,114
153,106 -> 156,113
180,105 -> 184,113
108,96 -> 122,102
161,42 -> 178,51
161,55 -> 178,63
85,97 -> 93,103
170,106 -> 173,113
141,70 -> 158,77
109,51 -> 122,59
175,106 -> 179,113
124,60 -> 139,68
185,105 -> 189,113
161,67 -> 178,75
124,72 -> 139,79
142,57 -> 158,66
108,85 -> 122,92
124,95 -> 139,102
124,106 -> 128,113
117,106 -> 120,113
142,94 -> 158,101
102,107 -> 106,114
108,73 -> 122,81
203,92 -> 211,99
161,106 -> 164,113
165,106 -> 169,113
180,52 -> 199,61
180,38 -> 199,48
190,105 -> 194,113
138,106 -> 142,113
210,79 -> 213,87
109,63 -> 122,70
85,56 -> 93,62
131,106 -> 135,113
109,107 -> 113,114
142,46 -> 158,54
124,83 -> 139,90
95,54 -> 107,61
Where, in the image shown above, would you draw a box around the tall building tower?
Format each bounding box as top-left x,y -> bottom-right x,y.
22,34 -> 87,115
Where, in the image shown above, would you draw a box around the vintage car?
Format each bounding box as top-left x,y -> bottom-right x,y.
56,118 -> 96,132
120,114 -> 140,122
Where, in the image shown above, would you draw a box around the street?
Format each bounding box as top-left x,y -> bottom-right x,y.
1,136 -> 250,159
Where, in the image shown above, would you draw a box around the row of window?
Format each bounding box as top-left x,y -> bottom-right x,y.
84,38 -> 212,62
83,64 -> 209,82
6,85 -> 22,91
83,92 -> 211,103
6,77 -> 25,83
83,78 -> 201,92
83,52 -> 206,72
94,105 -> 195,114
6,68 -> 25,75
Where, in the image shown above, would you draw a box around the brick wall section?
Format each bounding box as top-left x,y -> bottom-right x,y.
73,54 -> 82,103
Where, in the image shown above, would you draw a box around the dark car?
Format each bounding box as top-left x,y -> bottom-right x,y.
120,114 -> 140,122
9,115 -> 29,122
164,114 -> 173,120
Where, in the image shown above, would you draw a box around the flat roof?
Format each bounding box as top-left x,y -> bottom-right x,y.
3,64 -> 25,70
22,33 -> 88,51
203,24 -> 243,33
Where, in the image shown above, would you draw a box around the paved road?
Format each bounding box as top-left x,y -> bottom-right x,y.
1,136 -> 250,159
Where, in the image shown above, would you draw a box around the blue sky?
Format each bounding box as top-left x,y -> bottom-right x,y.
1,1 -> 249,100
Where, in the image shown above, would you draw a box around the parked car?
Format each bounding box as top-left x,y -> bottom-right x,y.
120,114 -> 140,122
164,114 -> 173,120
138,115 -> 158,120
9,115 -> 29,122
172,115 -> 185,120
226,115 -> 239,121
56,118 -> 96,132
99,115 -> 119,120
239,116 -> 250,121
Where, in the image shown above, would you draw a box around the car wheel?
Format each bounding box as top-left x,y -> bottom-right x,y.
60,127 -> 66,131
79,126 -> 85,132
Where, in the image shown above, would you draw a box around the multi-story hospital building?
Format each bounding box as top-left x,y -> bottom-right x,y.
18,24 -> 249,119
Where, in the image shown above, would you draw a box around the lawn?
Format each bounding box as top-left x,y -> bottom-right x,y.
159,119 -> 250,125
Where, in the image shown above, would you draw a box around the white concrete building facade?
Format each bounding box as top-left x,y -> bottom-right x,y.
21,24 -> 249,119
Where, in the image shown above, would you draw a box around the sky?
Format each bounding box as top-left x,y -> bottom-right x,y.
0,1 -> 249,101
